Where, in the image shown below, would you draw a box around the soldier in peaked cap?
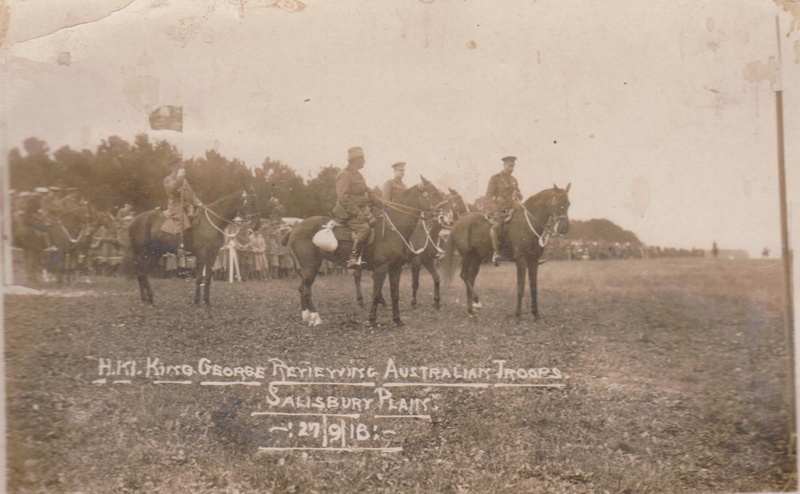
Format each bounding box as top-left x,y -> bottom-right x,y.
381,162 -> 407,203
333,146 -> 384,268
485,155 -> 523,266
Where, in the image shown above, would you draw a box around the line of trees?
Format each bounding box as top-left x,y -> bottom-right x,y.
11,134 -> 646,248
9,135 -> 344,218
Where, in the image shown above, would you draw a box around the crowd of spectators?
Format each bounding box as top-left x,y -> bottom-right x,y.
545,238 -> 705,261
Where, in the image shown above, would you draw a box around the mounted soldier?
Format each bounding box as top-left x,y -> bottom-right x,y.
332,146 -> 384,268
486,156 -> 523,265
162,158 -> 204,238
381,162 -> 407,203
40,186 -> 62,225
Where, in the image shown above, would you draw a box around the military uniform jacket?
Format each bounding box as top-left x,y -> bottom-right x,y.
486,171 -> 522,212
335,166 -> 378,216
382,178 -> 406,203
163,172 -> 202,208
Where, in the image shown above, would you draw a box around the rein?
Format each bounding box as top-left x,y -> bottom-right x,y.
202,194 -> 255,236
422,219 -> 445,255
381,185 -> 442,255
382,210 -> 426,255
203,207 -> 231,235
58,222 -> 86,244
516,195 -> 563,248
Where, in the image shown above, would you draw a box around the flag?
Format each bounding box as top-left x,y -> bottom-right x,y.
149,105 -> 183,132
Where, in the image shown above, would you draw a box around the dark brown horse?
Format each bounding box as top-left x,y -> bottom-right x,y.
443,184 -> 571,319
286,177 -> 445,328
128,190 -> 259,305
408,188 -> 470,309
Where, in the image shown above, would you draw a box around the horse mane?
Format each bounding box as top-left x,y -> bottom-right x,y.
206,190 -> 246,209
522,187 -> 555,212
396,183 -> 420,202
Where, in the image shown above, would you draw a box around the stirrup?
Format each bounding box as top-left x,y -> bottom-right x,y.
346,257 -> 363,268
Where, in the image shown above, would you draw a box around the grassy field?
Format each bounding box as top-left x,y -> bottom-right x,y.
4,258 -> 797,493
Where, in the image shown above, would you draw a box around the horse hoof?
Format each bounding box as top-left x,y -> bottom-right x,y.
411,301 -> 417,309
472,302 -> 482,311
434,302 -> 441,310
394,319 -> 404,327
308,313 -> 322,327
302,310 -> 310,323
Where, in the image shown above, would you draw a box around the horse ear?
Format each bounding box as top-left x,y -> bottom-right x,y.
449,187 -> 457,195
565,183 -> 571,193
420,176 -> 431,186
553,183 -> 558,190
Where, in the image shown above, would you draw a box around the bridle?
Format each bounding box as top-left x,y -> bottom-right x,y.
381,182 -> 447,254
517,190 -> 569,248
202,191 -> 259,235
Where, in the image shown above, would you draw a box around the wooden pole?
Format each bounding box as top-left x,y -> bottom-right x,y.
775,15 -> 796,451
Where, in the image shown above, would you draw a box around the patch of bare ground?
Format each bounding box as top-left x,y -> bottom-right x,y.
4,258 -> 795,492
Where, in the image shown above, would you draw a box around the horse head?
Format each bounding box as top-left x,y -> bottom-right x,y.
445,187 -> 470,223
416,176 -> 448,220
549,183 -> 571,235
203,190 -> 260,231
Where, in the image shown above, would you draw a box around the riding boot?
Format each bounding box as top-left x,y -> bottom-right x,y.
346,239 -> 363,269
490,224 -> 501,266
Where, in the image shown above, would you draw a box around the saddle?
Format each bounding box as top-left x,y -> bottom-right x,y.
160,207 -> 192,235
485,207 -> 517,225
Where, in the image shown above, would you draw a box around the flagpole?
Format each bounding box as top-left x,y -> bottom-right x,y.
774,14 -> 796,453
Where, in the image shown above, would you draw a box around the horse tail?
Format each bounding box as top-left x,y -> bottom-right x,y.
280,224 -> 295,247
442,228 -> 458,285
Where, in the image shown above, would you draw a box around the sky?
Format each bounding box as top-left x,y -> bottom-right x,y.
2,0 -> 799,258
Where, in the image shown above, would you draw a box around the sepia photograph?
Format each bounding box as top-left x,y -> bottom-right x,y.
2,1 -> 799,492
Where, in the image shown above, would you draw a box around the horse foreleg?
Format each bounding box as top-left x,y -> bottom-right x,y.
203,262 -> 213,306
354,267 -> 364,307
515,259 -> 527,318
370,265 -> 390,327
194,265 -> 203,305
301,262 -> 322,326
388,264 -> 403,326
424,257 -> 441,310
527,257 -> 540,320
410,258 -> 421,309
135,256 -> 154,304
